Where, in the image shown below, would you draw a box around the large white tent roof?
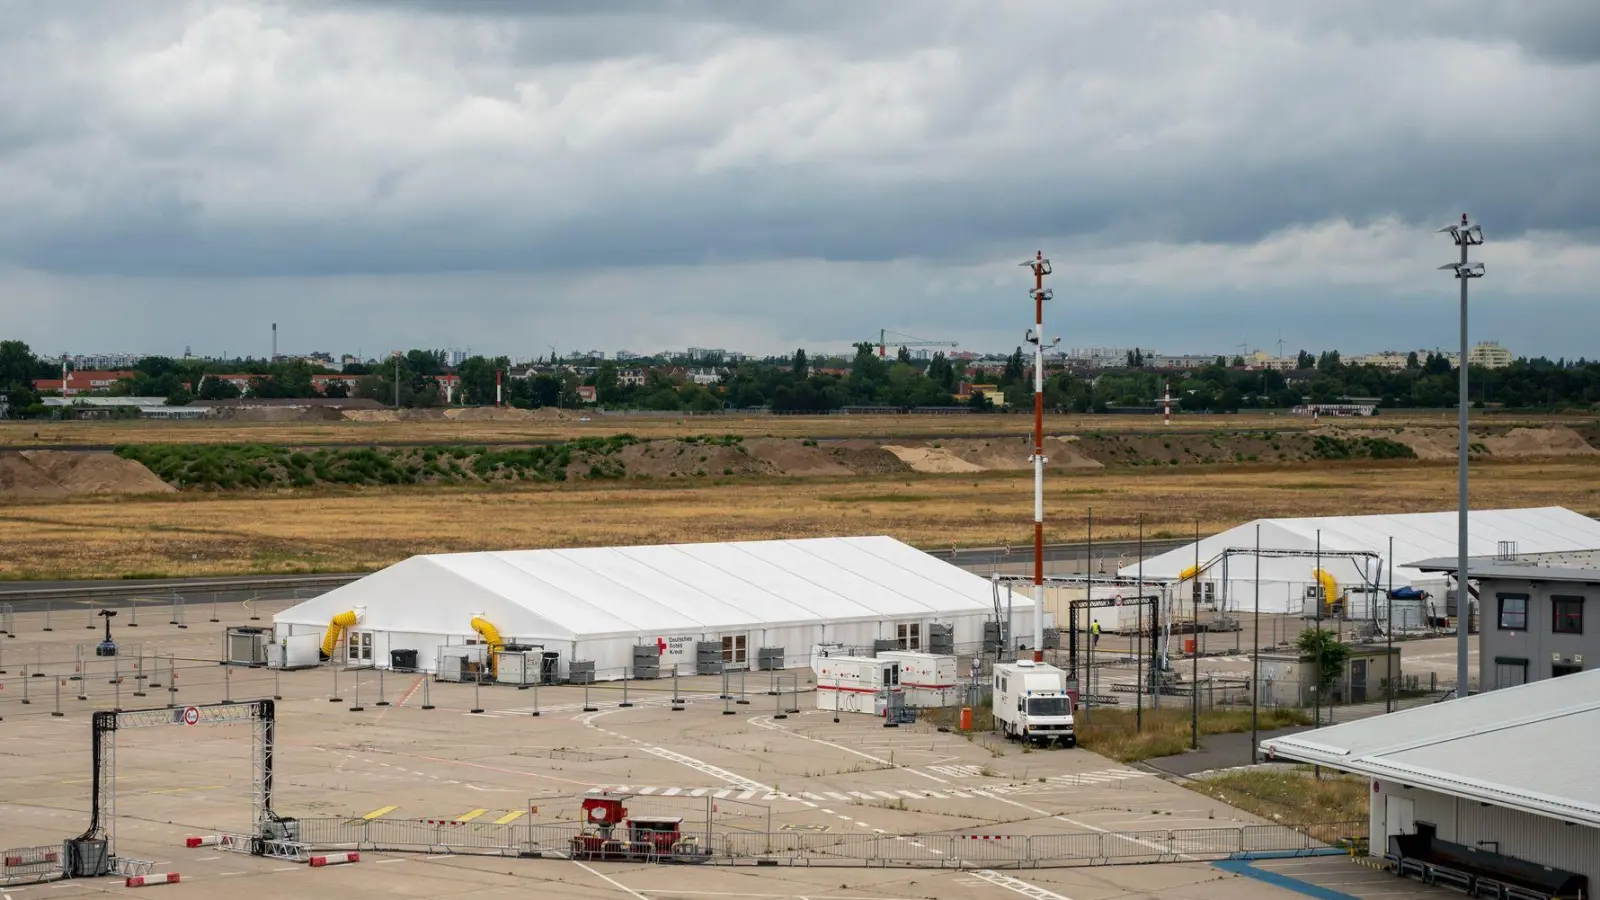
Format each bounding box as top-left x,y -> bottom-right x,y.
275,535 -> 1020,641
1120,507 -> 1600,588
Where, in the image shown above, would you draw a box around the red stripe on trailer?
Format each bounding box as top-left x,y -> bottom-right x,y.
814,685 -> 884,694
309,852 -> 360,867
900,682 -> 957,689
125,872 -> 181,887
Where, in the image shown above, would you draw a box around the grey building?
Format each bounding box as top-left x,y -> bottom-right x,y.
1262,669 -> 1600,892
1255,645 -> 1401,709
1414,551 -> 1600,690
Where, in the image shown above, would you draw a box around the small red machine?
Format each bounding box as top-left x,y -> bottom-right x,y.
569,796 -> 711,863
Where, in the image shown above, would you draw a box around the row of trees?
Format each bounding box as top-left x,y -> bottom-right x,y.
6,338 -> 1600,416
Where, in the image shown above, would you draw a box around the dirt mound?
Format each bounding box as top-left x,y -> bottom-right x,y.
927,436 -> 1105,470
1484,425 -> 1598,457
217,405 -> 346,422
444,407 -> 539,422
0,451 -> 174,498
618,441 -> 775,478
881,445 -> 986,473
743,439 -> 856,476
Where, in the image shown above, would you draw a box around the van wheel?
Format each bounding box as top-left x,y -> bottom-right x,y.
1064,737 -> 1076,749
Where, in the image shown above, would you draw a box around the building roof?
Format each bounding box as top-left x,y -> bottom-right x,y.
1409,550 -> 1600,584
1261,669 -> 1600,826
1119,507 -> 1600,590
274,535 -> 1025,641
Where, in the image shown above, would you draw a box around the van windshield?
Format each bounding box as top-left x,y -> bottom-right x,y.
1027,697 -> 1072,717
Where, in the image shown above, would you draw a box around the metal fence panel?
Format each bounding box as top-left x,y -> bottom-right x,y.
1028,832 -> 1103,863
2,845 -> 62,882
1098,829 -> 1180,861
940,834 -> 1023,864
1167,827 -> 1243,857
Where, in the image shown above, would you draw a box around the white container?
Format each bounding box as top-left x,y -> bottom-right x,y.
813,655 -> 902,714
876,651 -> 959,707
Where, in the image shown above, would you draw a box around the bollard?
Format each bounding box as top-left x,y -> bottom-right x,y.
133,656 -> 147,697
210,592 -> 220,624
581,682 -> 596,713
330,665 -> 342,703
421,675 -> 434,710
619,668 -> 632,708
529,677 -> 539,716
470,671 -> 484,714
43,600 -> 53,632
737,669 -> 749,705
53,677 -> 64,717
349,668 -> 363,712
375,667 -> 388,706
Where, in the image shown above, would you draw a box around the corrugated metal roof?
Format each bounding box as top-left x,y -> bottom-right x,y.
1262,669 -> 1600,826
276,535 -> 1018,638
1120,507 -> 1600,587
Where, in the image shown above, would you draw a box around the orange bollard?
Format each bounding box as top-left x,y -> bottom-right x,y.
959,707 -> 973,731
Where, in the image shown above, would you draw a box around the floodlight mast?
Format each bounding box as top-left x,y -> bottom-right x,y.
1438,213 -> 1484,700
1021,251 -> 1057,662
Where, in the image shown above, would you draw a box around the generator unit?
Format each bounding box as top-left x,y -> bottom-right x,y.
813,654 -> 902,715
436,644 -> 488,683
495,650 -> 544,686
225,627 -> 272,667
876,651 -> 959,708
267,633 -> 322,670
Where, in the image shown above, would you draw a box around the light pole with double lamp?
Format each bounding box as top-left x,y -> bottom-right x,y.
1438,213 -> 1484,700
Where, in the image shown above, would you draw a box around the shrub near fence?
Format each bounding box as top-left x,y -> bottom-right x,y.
281,819 -> 1361,868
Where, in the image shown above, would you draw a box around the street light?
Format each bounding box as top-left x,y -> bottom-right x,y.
1438,213 -> 1484,700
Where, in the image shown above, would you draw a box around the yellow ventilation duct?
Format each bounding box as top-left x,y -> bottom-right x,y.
1312,569 -> 1339,608
471,615 -> 504,677
320,608 -> 361,660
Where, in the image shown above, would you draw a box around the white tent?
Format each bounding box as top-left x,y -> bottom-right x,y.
1118,507 -> 1600,615
274,535 -> 1031,678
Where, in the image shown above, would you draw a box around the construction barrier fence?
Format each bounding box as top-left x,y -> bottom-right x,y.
275,818 -> 1362,868
1,845 -> 62,883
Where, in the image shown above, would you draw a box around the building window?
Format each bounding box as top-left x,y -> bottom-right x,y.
1552,663 -> 1583,678
721,635 -> 746,665
1553,596 -> 1584,635
1493,657 -> 1527,689
897,623 -> 921,651
1497,594 -> 1528,631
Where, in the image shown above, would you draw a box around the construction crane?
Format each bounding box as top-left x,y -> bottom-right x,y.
875,329 -> 958,359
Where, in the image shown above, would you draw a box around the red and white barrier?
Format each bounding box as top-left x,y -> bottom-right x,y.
4,850 -> 58,866
184,834 -> 220,848
126,872 -> 181,887
308,852 -> 360,868
422,819 -> 462,826
961,834 -> 1011,841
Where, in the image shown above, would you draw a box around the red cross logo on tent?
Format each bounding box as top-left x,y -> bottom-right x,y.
656,637 -> 668,656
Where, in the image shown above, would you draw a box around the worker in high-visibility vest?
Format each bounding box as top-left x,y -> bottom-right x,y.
1090,619 -> 1102,648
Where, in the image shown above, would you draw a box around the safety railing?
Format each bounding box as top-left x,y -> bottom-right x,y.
284,818 -> 1361,868
2,845 -> 63,883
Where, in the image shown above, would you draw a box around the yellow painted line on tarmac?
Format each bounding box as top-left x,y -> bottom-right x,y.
457,808 -> 489,822
493,811 -> 525,825
363,805 -> 400,820
149,786 -> 222,794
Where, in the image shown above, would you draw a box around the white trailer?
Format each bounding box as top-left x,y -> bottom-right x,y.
876,651 -> 959,708
993,659 -> 1077,747
813,654 -> 902,715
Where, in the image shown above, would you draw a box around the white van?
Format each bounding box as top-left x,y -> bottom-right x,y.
993,659 -> 1076,747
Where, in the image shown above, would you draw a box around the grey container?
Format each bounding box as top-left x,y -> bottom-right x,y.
695,641 -> 724,675
928,624 -> 954,655
632,645 -> 661,679
757,647 -> 785,671
568,660 -> 595,684
1043,627 -> 1061,650
872,638 -> 897,656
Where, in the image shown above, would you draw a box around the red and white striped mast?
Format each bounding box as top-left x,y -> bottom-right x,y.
1161,381 -> 1174,426
1021,251 -> 1057,662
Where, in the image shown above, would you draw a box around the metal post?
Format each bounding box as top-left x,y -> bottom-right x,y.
44,599 -> 53,632
1191,520 -> 1200,750
832,676 -> 840,723
376,667 -> 388,706
78,660 -> 88,700
422,675 -> 435,711
580,681 -> 595,713
529,677 -> 538,716
1314,529 -> 1322,728
21,666 -> 29,703
128,601 -> 138,628
720,667 -> 729,701
1387,534 -> 1395,714
672,665 -> 683,710
167,654 -> 177,707
113,669 -> 122,711
1438,213 -> 1483,699
789,673 -> 799,714
87,604 -> 95,630
1251,524 -> 1261,763
210,592 -> 220,623
737,669 -> 749,705
133,656 -> 146,697
350,666 -> 363,712
723,689 -> 733,715
472,669 -> 485,714
1023,249 -> 1055,662
225,662 -> 232,703
169,594 -> 180,626
53,676 -> 63,716
330,664 -> 342,703
274,665 -> 282,701
620,667 -> 632,708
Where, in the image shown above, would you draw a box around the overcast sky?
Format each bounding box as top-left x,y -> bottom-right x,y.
3,0 -> 1598,361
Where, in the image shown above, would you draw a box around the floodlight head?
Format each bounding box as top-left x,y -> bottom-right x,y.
1030,288 -> 1054,301
1024,328 -> 1039,345
1439,261 -> 1486,278
1018,252 -> 1052,275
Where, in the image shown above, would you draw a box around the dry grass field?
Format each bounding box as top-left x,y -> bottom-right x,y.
0,408 -> 1582,448
2,456 -> 1596,580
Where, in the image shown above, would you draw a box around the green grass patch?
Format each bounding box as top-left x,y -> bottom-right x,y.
820,493 -> 938,503
1076,707 -> 1311,763
1188,766 -> 1368,833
